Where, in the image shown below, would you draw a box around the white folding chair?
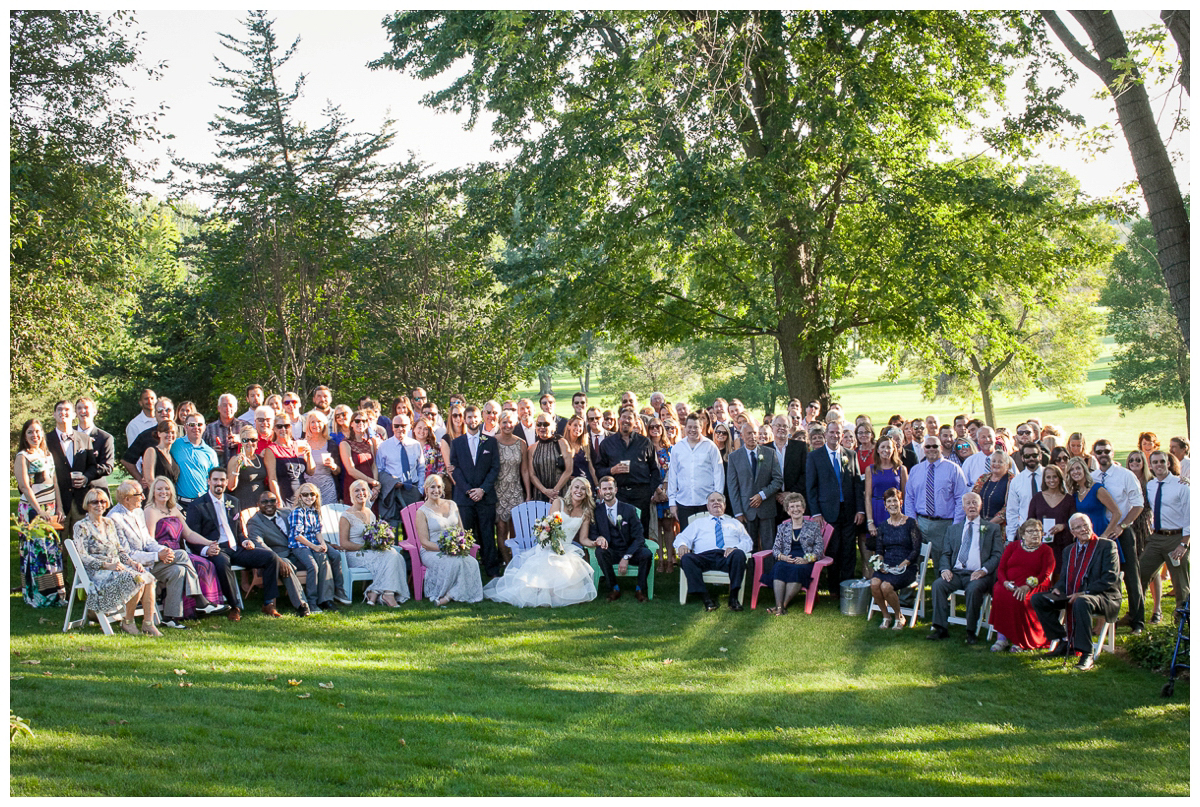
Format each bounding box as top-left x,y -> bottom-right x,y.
319,502 -> 369,598
1092,617 -> 1116,657
866,541 -> 932,628
947,589 -> 993,636
62,538 -> 157,634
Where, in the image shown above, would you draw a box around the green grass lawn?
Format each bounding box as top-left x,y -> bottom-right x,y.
10,573 -> 1189,796
522,335 -> 1188,455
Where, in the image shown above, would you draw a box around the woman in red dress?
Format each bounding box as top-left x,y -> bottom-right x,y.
990,518 -> 1057,651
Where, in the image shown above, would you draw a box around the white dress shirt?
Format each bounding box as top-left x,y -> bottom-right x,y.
211,493 -> 237,546
1180,456 -> 1191,483
666,437 -> 724,507
960,451 -> 994,487
954,518 -> 983,571
1148,474 -> 1190,536
1005,466 -> 1044,540
1097,464 -> 1144,524
673,514 -> 753,555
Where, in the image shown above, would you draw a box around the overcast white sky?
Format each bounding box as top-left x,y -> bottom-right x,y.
125,9 -> 1188,209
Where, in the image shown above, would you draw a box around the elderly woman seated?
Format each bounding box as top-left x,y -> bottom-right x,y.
73,487 -> 160,636
759,492 -> 826,615
989,518 -> 1057,652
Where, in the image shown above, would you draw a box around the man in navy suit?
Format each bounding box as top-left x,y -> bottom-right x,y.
588,476 -> 652,601
185,467 -> 285,620
450,405 -> 502,578
805,421 -> 865,594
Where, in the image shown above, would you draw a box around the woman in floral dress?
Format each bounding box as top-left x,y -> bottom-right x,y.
13,418 -> 67,607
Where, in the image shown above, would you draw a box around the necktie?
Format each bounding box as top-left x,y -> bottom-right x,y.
609,506 -> 617,525
470,434 -> 478,463
925,462 -> 937,516
956,521 -> 975,568
984,454 -> 991,473
831,449 -> 843,502
1099,470 -> 1108,487
1030,472 -> 1038,498
714,517 -> 725,550
399,441 -> 411,483
1154,479 -> 1164,531
749,448 -> 758,480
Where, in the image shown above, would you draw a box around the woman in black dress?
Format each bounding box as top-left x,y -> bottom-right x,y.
866,487 -> 921,629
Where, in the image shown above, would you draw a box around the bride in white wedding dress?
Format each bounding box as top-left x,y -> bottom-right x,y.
484,476 -> 599,607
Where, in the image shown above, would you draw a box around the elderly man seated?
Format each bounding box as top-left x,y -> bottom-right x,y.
927,492 -> 1003,644
107,479 -> 216,628
674,491 -> 753,612
1031,513 -> 1122,671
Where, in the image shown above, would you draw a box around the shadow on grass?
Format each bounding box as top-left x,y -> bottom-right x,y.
10,590 -> 1189,797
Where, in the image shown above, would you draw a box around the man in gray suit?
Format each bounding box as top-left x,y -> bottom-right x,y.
243,491 -> 313,616
927,492 -> 1003,644
727,423 -> 785,551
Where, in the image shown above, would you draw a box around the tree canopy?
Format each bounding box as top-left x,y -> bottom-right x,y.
374,10 -> 1106,406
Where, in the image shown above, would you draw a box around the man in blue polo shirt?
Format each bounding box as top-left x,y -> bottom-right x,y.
171,412 -> 220,513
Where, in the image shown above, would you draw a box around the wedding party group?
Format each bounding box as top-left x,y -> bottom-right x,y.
14,384 -> 1190,668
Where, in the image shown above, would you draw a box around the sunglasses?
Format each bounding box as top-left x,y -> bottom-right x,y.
274,423 -> 289,430
393,422 -> 409,428
536,422 -> 552,428
241,438 -> 258,444
353,419 -> 368,424
261,498 -> 278,504
1093,448 -> 1112,455
300,492 -> 317,498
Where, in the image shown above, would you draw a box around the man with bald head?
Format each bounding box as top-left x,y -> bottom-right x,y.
928,492 -> 1003,643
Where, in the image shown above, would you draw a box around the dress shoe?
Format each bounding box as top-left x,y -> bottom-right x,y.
160,618 -> 188,630
261,604 -> 282,618
634,589 -> 648,603
727,598 -> 744,612
296,603 -> 311,617
964,633 -> 979,645
201,603 -> 230,615
1130,627 -> 1144,636
703,596 -> 719,611
227,607 -> 242,622
925,625 -> 949,641
607,588 -> 622,602
1042,640 -> 1070,657
1075,653 -> 1096,671
319,601 -> 338,612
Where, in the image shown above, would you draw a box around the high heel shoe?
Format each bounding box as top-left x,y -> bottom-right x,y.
381,593 -> 400,608
364,592 -> 378,606
120,619 -> 140,636
142,623 -> 163,637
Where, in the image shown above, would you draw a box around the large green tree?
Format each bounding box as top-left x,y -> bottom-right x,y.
1101,214 -> 1190,429
10,11 -> 164,419
882,164 -> 1118,426
373,11 -> 1085,406
177,11 -> 393,397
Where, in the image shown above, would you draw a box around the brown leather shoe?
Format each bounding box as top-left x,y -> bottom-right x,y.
227,607 -> 242,622
261,604 -> 282,618
635,589 -> 648,603
606,588 -> 622,602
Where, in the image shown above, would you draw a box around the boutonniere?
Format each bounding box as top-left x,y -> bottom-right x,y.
755,450 -> 763,462
615,515 -> 624,527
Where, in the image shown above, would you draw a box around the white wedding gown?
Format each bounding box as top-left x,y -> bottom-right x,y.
483,513 -> 598,607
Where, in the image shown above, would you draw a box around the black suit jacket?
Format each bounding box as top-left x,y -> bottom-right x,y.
775,438 -> 809,496
82,426 -> 115,493
46,429 -> 97,511
901,445 -> 920,472
449,432 -> 499,505
589,500 -> 645,557
805,445 -> 864,524
185,492 -> 249,548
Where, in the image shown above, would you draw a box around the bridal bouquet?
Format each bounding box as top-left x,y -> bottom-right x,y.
360,521 -> 396,551
437,527 -> 475,557
533,512 -> 566,555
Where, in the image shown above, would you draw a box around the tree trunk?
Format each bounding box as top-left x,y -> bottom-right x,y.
1162,10 -> 1190,94
1044,11 -> 1191,348
538,368 -> 553,396
777,315 -> 830,408
977,371 -> 997,430
583,364 -> 590,394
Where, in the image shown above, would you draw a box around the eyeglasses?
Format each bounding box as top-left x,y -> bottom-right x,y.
300,492 -> 317,499
586,416 -> 600,422
353,419 -> 368,424
392,422 -> 409,428
89,500 -> 109,508
1016,429 -> 1032,436
1093,448 -> 1111,455
451,413 -> 463,419
255,417 -> 269,422
649,425 -> 662,431
412,396 -> 426,402
241,438 -> 258,444
274,423 -> 289,430
536,422 -> 551,428
283,400 -> 300,406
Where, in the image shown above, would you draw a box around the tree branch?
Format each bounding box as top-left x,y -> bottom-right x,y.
1040,11 -> 1103,74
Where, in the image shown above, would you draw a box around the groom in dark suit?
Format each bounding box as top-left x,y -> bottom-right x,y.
450,405 -> 502,578
185,467 -> 285,620
588,476 -> 652,601
805,422 -> 865,593
47,399 -> 98,532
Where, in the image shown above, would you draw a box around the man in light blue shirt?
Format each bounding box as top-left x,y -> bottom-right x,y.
171,413 -> 219,510
376,414 -> 425,508
903,436 -> 967,556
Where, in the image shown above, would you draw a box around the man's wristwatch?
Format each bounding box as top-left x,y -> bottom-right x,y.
622,554 -> 631,561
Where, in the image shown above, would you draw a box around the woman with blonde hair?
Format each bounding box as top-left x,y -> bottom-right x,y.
300,410 -> 340,505
333,479 -> 410,607
226,424 -> 268,511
